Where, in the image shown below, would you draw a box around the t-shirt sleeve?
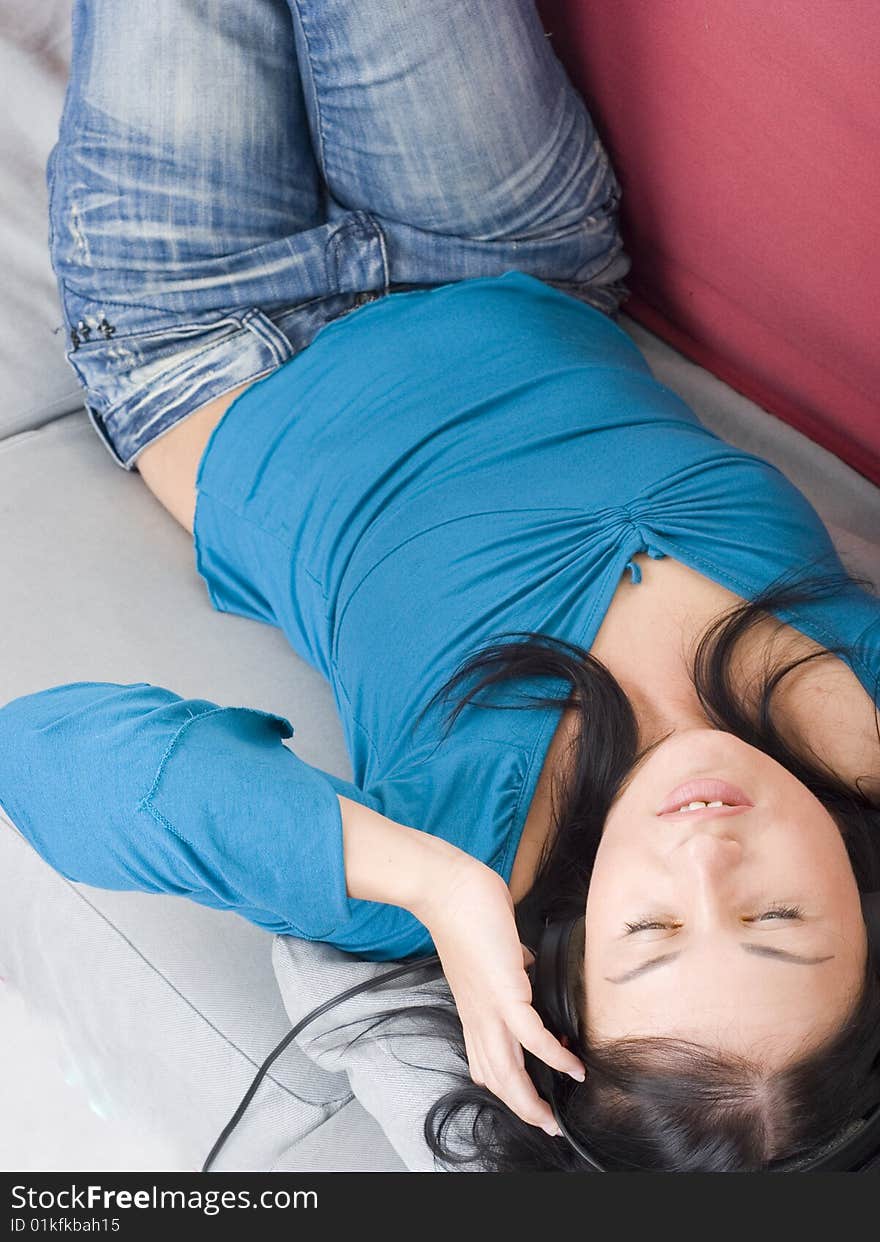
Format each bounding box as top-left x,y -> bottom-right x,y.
0,680 -> 356,939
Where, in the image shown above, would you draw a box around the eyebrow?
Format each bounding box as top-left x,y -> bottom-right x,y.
604,945 -> 836,985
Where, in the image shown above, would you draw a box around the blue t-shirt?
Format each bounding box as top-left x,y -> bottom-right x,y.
1,271 -> 878,960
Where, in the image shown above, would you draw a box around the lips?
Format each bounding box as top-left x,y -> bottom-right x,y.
656,778 -> 754,819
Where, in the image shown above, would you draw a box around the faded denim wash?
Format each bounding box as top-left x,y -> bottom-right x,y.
47,0 -> 631,470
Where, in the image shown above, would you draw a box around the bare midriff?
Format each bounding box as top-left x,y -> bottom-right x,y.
135,376 -> 266,535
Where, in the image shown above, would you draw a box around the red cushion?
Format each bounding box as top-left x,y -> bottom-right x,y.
538,0 -> 880,485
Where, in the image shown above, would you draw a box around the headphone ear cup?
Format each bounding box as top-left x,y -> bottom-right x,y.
531,915 -> 585,1047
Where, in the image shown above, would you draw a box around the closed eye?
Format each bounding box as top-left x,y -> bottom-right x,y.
746,905 -> 804,923
624,904 -> 805,934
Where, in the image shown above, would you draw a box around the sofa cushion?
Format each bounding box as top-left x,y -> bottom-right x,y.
0,3 -> 84,441
0,817 -> 362,1172
0,412 -> 407,1171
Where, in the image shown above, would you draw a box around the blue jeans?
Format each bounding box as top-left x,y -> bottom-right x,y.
47,0 -> 631,472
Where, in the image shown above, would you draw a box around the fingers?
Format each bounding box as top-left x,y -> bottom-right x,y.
465,1024 -> 565,1136
513,1006 -> 586,1080
504,1076 -> 560,1135
481,1059 -> 561,1134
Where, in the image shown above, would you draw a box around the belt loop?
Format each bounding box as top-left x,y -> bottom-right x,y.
325,211 -> 389,297
238,307 -> 295,364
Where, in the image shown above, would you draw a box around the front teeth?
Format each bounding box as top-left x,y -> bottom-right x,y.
676,800 -> 731,813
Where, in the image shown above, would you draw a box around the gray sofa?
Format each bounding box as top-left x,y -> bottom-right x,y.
2,6 -> 878,1174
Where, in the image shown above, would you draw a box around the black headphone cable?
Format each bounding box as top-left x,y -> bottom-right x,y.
201,953 -> 442,1173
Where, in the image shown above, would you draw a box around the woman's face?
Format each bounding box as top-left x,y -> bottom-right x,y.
582,728 -> 868,1066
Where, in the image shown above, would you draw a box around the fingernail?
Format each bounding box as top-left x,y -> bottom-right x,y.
569,1068 -> 586,1081
542,1122 -> 562,1137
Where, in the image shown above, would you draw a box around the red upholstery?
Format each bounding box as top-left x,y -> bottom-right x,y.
538,0 -> 880,485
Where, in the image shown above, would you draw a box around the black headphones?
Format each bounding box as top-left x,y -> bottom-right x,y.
529,890 -> 880,1172
204,891 -> 880,1173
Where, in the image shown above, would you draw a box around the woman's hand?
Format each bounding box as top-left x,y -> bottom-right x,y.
337,798 -> 586,1132
414,854 -> 586,1135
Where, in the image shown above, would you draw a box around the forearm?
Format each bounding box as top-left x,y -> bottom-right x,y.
0,679 -> 481,943
338,794 -> 477,921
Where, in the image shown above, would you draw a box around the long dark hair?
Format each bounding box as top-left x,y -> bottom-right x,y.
345,555 -> 880,1170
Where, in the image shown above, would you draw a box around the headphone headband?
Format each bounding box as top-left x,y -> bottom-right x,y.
530,890 -> 880,1172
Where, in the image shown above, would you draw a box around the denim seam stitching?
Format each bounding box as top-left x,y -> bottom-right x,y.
349,212 -> 389,293
134,365 -> 282,452
69,326 -> 263,421
66,304 -> 243,351
372,215 -> 391,291
239,311 -> 292,365
289,2 -> 329,183
58,273 -> 236,320
98,329 -> 254,409
97,347 -> 257,433
327,218 -> 357,290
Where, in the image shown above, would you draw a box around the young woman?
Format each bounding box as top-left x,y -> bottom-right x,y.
2,0 -> 879,1170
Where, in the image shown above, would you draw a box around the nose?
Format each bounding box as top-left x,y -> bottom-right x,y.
672,832 -> 744,930
675,830 -> 742,886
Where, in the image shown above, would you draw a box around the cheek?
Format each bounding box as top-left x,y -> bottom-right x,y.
583,834 -> 629,932
776,807 -> 856,895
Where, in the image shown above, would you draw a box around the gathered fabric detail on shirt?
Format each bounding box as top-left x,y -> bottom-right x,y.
625,543 -> 667,584
592,503 -> 670,586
